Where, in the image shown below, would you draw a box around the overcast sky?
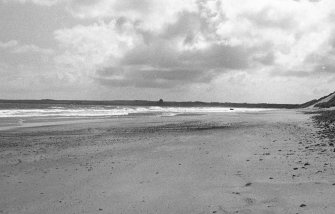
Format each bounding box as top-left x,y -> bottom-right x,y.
0,0 -> 335,103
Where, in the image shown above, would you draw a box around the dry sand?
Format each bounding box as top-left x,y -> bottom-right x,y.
1,110 -> 335,214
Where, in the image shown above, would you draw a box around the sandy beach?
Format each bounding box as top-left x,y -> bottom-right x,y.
1,110 -> 335,214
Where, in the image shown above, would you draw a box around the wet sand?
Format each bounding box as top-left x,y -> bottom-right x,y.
1,110 -> 335,214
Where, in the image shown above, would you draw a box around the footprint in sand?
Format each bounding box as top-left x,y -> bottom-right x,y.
261,197 -> 280,208
245,182 -> 252,187
244,197 -> 256,206
209,206 -> 230,214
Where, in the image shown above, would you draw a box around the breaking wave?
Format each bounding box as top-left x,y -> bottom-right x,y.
0,105 -> 271,118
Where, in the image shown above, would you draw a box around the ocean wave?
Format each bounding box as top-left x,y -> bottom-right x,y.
0,106 -> 271,118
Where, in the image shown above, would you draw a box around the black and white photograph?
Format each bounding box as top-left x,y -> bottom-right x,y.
1,0 -> 335,213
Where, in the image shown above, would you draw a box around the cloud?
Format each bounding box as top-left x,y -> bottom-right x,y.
0,61 -> 97,99
50,0 -> 335,92
67,0 -> 198,31
54,19 -> 141,79
0,40 -> 54,55
1,0 -> 335,102
12,44 -> 54,55
96,67 -> 215,88
1,0 -> 61,6
0,40 -> 18,48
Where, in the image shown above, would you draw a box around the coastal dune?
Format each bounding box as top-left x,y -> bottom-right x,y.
1,110 -> 335,214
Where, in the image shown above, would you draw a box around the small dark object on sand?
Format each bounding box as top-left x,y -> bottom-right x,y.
245,182 -> 252,187
230,108 -> 234,111
300,204 -> 307,207
304,163 -> 310,166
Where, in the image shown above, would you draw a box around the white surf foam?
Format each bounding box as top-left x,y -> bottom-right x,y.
0,106 -> 272,118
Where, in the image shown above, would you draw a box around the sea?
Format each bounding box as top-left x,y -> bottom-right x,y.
0,103 -> 271,118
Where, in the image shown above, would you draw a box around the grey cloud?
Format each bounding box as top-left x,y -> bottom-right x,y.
121,41 -> 181,68
314,64 -> 335,74
303,42 -> 335,76
252,52 -> 275,65
162,9 -> 224,42
0,40 -> 53,55
69,0 -> 100,7
95,7 -> 276,89
162,12 -> 203,39
96,67 -> 215,88
292,0 -> 322,2
113,0 -> 151,13
121,41 -> 250,71
68,0 -> 152,19
129,10 -> 250,70
244,7 -> 296,30
1,0 -> 60,6
96,42 -> 250,89
0,40 -> 18,48
271,70 -> 314,77
271,65 -> 335,78
180,44 -> 249,70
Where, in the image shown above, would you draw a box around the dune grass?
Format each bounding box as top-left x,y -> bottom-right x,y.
312,110 -> 335,125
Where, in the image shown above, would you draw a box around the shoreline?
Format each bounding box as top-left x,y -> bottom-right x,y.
0,99 -> 300,109
1,110 -> 335,214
